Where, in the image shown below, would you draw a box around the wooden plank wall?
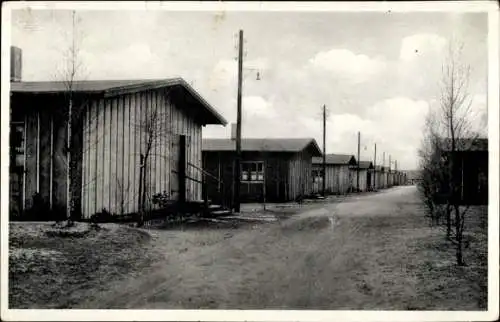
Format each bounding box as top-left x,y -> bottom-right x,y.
169,94 -> 202,202
12,96 -> 70,214
81,88 -> 202,218
23,109 -> 37,209
326,166 -> 335,194
311,164 -> 323,194
352,169 -> 369,192
380,171 -> 387,188
376,171 -> 381,188
266,154 -> 289,202
17,102 -> 68,213
338,165 -> 351,194
52,111 -> 68,211
312,164 -> 351,195
202,151 -> 293,204
287,150 -> 313,199
38,111 -> 51,205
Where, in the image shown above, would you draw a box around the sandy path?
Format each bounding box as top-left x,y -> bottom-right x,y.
78,186 -> 434,310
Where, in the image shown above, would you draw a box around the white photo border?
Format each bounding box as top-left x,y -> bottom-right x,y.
1,1 -> 498,321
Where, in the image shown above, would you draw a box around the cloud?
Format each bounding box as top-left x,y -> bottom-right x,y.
399,33 -> 447,62
469,93 -> 488,136
338,97 -> 430,168
208,59 -> 237,89
79,43 -> 170,80
208,57 -> 269,90
243,96 -> 277,119
366,97 -> 429,142
308,49 -> 386,83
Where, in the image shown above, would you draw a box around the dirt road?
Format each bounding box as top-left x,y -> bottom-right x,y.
78,186 -> 486,310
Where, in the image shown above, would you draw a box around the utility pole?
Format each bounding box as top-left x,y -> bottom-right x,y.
322,104 -> 326,196
382,151 -> 386,188
356,131 -> 360,192
373,143 -> 377,191
234,29 -> 243,213
395,160 -> 398,186
388,154 -> 392,187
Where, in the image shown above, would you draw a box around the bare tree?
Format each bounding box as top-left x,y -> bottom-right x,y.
418,109 -> 451,235
135,90 -> 172,227
54,10 -> 90,224
418,40 -> 484,265
116,177 -> 131,216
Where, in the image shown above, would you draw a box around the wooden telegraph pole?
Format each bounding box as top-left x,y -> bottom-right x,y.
388,154 -> 392,187
322,104 -> 326,196
382,151 -> 386,188
373,143 -> 377,191
395,159 -> 398,186
234,30 -> 243,213
356,131 -> 360,192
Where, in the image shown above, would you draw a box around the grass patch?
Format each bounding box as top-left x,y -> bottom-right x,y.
403,205 -> 488,310
9,222 -> 156,309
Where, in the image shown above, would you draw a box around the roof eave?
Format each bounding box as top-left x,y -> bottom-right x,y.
179,79 -> 228,126
307,139 -> 323,157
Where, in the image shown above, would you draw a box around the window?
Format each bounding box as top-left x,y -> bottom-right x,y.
10,122 -> 25,168
241,161 -> 264,182
312,169 -> 324,183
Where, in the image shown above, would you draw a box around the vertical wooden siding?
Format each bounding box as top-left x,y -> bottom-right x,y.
339,166 -> 351,194
39,111 -> 51,203
12,102 -> 51,211
24,109 -> 38,209
351,169 -> 369,192
81,88 -> 202,218
312,164 -> 352,195
13,96 -> 72,214
288,150 -> 313,199
202,151 -> 293,204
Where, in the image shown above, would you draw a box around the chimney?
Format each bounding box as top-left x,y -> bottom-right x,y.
230,123 -> 237,140
11,46 -> 22,82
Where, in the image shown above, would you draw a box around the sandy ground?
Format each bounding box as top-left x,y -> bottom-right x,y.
75,186 -> 487,310
9,223 -> 155,309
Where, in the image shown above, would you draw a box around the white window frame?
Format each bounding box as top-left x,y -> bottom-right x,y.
312,169 -> 324,183
241,161 -> 265,183
11,122 -> 25,167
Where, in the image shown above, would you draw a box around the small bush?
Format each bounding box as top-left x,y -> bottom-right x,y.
152,191 -> 172,209
90,208 -> 114,223
14,193 -> 66,222
45,222 -> 92,238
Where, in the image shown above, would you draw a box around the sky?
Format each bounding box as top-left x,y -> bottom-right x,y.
10,8 -> 489,170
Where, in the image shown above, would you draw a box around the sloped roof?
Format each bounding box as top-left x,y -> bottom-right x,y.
404,170 -> 421,180
312,154 -> 357,165
202,138 -> 322,156
10,78 -> 227,125
441,138 -> 488,152
357,161 -> 374,169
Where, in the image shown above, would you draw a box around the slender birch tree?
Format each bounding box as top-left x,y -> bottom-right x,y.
55,10 -> 88,223
135,89 -> 172,227
418,40 -> 485,265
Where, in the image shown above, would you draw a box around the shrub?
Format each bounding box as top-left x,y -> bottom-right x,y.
152,191 -> 172,209
15,193 -> 66,222
90,208 -> 114,223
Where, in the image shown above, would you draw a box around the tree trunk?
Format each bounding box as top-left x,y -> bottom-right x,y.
454,204 -> 465,266
66,98 -> 73,225
137,154 -> 145,227
446,203 -> 451,239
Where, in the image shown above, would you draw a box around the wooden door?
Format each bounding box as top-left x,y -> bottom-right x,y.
170,134 -> 179,200
10,122 -> 25,217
